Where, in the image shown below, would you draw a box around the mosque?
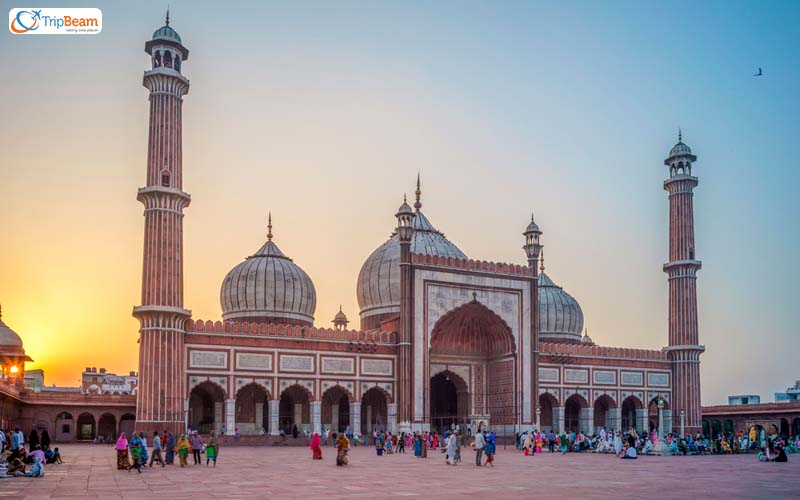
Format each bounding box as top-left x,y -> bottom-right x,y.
129,16 -> 705,439
0,15 -> 706,441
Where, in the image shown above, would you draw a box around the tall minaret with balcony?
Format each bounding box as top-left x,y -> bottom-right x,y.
663,131 -> 704,434
133,12 -> 191,435
523,215 -> 542,429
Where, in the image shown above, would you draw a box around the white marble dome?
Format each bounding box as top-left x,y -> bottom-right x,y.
220,228 -> 316,326
538,272 -> 584,342
357,210 -> 467,323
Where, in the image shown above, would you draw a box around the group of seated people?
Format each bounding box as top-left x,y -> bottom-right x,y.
0,427 -> 63,478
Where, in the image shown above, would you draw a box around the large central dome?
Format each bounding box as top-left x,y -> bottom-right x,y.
357,188 -> 466,329
220,217 -> 316,326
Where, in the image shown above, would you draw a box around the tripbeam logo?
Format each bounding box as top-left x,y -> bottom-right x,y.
9,8 -> 102,34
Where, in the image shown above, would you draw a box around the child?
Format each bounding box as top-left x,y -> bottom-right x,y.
129,443 -> 143,473
484,437 -> 496,467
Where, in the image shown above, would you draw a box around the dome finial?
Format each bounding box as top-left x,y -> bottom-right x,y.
678,127 -> 682,143
267,212 -> 273,242
0,304 -> 3,321
539,249 -> 545,273
165,6 -> 170,26
414,173 -> 422,212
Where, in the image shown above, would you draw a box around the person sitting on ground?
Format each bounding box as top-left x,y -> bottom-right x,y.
641,437 -> 654,455
621,444 -> 638,459
26,447 -> 45,465
23,457 -> 44,477
8,455 -> 25,476
677,437 -> 688,455
45,447 -> 63,464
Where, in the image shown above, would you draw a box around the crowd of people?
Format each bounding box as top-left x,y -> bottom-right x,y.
0,427 -> 62,478
513,426 -> 798,462
6,420 -> 796,477
115,430 -> 219,473
305,427 -> 499,467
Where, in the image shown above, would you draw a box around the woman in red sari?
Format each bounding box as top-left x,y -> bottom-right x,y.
310,432 -> 323,460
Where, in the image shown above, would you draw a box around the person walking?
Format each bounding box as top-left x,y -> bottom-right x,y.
128,441 -> 143,473
177,434 -> 190,467
310,432 -> 323,460
149,432 -> 165,467
164,431 -> 175,465
474,430 -> 486,466
445,432 -> 457,465
484,432 -> 496,467
115,433 -> 129,470
190,431 -> 203,465
206,432 -> 219,466
335,433 -> 350,466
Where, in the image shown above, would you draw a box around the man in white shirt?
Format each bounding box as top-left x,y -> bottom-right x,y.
474,430 -> 486,466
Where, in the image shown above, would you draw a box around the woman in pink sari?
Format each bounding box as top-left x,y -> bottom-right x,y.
115,433 -> 129,470
310,432 -> 323,460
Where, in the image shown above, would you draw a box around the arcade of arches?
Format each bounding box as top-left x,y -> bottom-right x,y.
6,409 -> 136,443
428,300 -> 516,434
186,381 -> 392,437
535,393 -> 673,435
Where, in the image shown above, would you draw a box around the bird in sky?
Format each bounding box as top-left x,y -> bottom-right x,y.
754,67 -> 763,77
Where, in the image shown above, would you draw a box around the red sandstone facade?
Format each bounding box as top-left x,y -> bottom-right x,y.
127,18 -> 707,438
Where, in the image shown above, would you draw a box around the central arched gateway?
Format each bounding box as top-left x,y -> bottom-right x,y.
428,299 -> 516,434
429,371 -> 469,433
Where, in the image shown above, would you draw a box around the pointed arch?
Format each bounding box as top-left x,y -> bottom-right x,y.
430,299 -> 515,356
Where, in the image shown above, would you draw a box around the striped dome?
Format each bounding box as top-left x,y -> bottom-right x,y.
357,210 -> 466,322
152,24 -> 181,43
220,235 -> 316,326
538,272 -> 584,342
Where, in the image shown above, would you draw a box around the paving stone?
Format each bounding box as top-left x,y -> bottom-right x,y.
2,444 -> 799,498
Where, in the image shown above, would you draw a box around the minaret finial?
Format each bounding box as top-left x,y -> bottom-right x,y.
0,304 -> 2,321
539,249 -> 545,273
165,7 -> 170,26
678,127 -> 682,143
267,213 -> 273,242
531,212 -> 535,223
414,173 -> 422,212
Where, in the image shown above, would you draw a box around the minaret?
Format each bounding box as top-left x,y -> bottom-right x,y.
662,131 -> 704,434
523,215 -> 543,429
396,192 -> 415,432
132,12 -> 191,436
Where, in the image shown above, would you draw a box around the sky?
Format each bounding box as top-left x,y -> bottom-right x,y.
1,0 -> 798,403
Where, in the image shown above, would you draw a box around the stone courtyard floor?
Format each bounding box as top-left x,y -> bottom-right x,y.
2,444 -> 799,499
